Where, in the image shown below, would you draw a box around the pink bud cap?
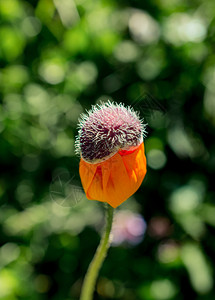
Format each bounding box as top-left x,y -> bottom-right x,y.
75,101 -> 146,163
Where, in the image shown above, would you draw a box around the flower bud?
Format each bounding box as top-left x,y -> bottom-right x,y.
75,101 -> 147,208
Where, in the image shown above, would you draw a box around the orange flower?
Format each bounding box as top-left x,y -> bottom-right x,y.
79,142 -> 146,208
76,101 -> 147,208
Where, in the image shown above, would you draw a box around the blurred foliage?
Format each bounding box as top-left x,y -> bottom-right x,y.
0,0 -> 215,299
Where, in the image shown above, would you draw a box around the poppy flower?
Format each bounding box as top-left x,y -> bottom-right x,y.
75,101 -> 147,208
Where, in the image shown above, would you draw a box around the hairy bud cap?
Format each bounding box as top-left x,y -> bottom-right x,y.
75,101 -> 146,163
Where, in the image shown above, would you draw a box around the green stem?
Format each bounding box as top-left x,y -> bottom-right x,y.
80,204 -> 114,300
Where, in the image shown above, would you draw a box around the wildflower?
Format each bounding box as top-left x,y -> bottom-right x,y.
75,101 -> 147,208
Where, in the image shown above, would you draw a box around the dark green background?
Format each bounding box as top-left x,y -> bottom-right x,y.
0,0 -> 215,299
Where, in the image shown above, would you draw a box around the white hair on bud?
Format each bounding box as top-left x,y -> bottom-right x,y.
75,100 -> 147,163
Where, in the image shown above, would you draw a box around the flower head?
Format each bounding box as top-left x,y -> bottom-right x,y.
75,101 -> 147,208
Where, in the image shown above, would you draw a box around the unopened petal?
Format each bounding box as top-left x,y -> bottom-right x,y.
79,142 -> 147,208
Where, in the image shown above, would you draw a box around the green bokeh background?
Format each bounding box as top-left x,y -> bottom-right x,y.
0,0 -> 215,299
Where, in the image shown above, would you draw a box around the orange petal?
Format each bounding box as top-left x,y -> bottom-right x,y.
79,142 -> 147,208
79,159 -> 97,198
